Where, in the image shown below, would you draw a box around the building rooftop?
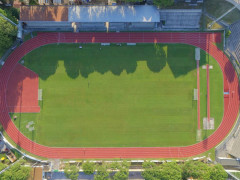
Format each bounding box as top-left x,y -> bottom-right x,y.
20,6 -> 68,21
20,5 -> 160,23
69,5 -> 160,22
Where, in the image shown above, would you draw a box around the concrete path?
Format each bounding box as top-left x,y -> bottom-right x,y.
226,0 -> 240,10
45,170 -> 144,180
207,2 -> 240,28
204,12 -> 229,27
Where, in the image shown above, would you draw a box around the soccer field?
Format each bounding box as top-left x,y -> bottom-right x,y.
11,43 -> 223,147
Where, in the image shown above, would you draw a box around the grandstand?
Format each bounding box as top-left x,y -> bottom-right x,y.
216,19 -> 240,162
20,5 -> 160,31
159,9 -> 202,30
226,20 -> 240,62
19,5 -> 203,32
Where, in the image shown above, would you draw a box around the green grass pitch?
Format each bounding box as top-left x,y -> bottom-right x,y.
11,43 -> 223,147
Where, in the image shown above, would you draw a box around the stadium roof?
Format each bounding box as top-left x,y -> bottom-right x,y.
68,5 -> 160,23
20,6 -> 68,21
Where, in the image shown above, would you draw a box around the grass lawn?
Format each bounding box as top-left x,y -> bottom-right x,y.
10,43 -> 222,147
204,16 -> 223,30
232,172 -> 240,178
205,0 -> 240,24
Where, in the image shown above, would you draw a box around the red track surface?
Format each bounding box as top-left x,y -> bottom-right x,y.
6,64 -> 40,113
207,64 -> 210,121
197,61 -> 200,130
0,32 -> 239,159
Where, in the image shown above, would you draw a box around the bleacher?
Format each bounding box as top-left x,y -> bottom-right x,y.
225,125 -> 240,158
130,22 -> 156,28
25,21 -> 73,31
26,21 -> 72,28
227,20 -> 240,62
160,9 -> 202,30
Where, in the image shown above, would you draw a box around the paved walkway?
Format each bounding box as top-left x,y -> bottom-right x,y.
204,12 -> 229,27
226,0 -> 240,10
45,171 -> 144,180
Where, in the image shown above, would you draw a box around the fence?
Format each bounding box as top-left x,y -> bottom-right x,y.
0,39 -> 21,68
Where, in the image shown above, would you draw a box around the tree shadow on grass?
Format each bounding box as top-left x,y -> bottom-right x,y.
166,46 -> 207,78
22,43 -> 208,80
147,43 -> 167,72
23,45 -> 59,80
23,44 -> 166,79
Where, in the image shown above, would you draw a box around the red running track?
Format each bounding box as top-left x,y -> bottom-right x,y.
207,64 -> 211,121
0,32 -> 239,159
197,61 -> 201,130
6,63 -> 40,113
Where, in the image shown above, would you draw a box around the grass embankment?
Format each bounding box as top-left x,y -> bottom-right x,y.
205,0 -> 240,24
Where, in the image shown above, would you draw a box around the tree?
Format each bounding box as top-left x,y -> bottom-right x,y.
210,164 -> 227,180
182,161 -> 211,180
142,161 -> 157,169
159,162 -> 182,180
94,164 -> 110,180
0,0 -> 7,7
225,30 -> 231,38
0,159 -> 31,180
29,0 -> 39,5
0,7 -> 19,24
110,161 -> 121,171
121,160 -> 130,169
113,167 -> 129,180
112,160 -> 130,180
0,162 -> 7,171
64,164 -> 79,180
0,8 -> 7,16
142,167 -> 159,180
0,8 -> 18,49
7,7 -> 20,21
82,161 -> 95,175
142,160 -> 226,180
141,161 -> 158,180
153,0 -> 174,7
142,161 -> 182,180
0,16 -> 17,49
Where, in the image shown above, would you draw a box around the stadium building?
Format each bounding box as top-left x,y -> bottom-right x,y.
19,5 -> 202,32
20,5 -> 160,31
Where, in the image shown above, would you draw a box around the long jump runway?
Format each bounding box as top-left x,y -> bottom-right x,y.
0,32 -> 239,159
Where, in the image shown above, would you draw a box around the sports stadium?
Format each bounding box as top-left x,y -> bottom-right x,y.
0,31 -> 239,159
0,4 -> 239,160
